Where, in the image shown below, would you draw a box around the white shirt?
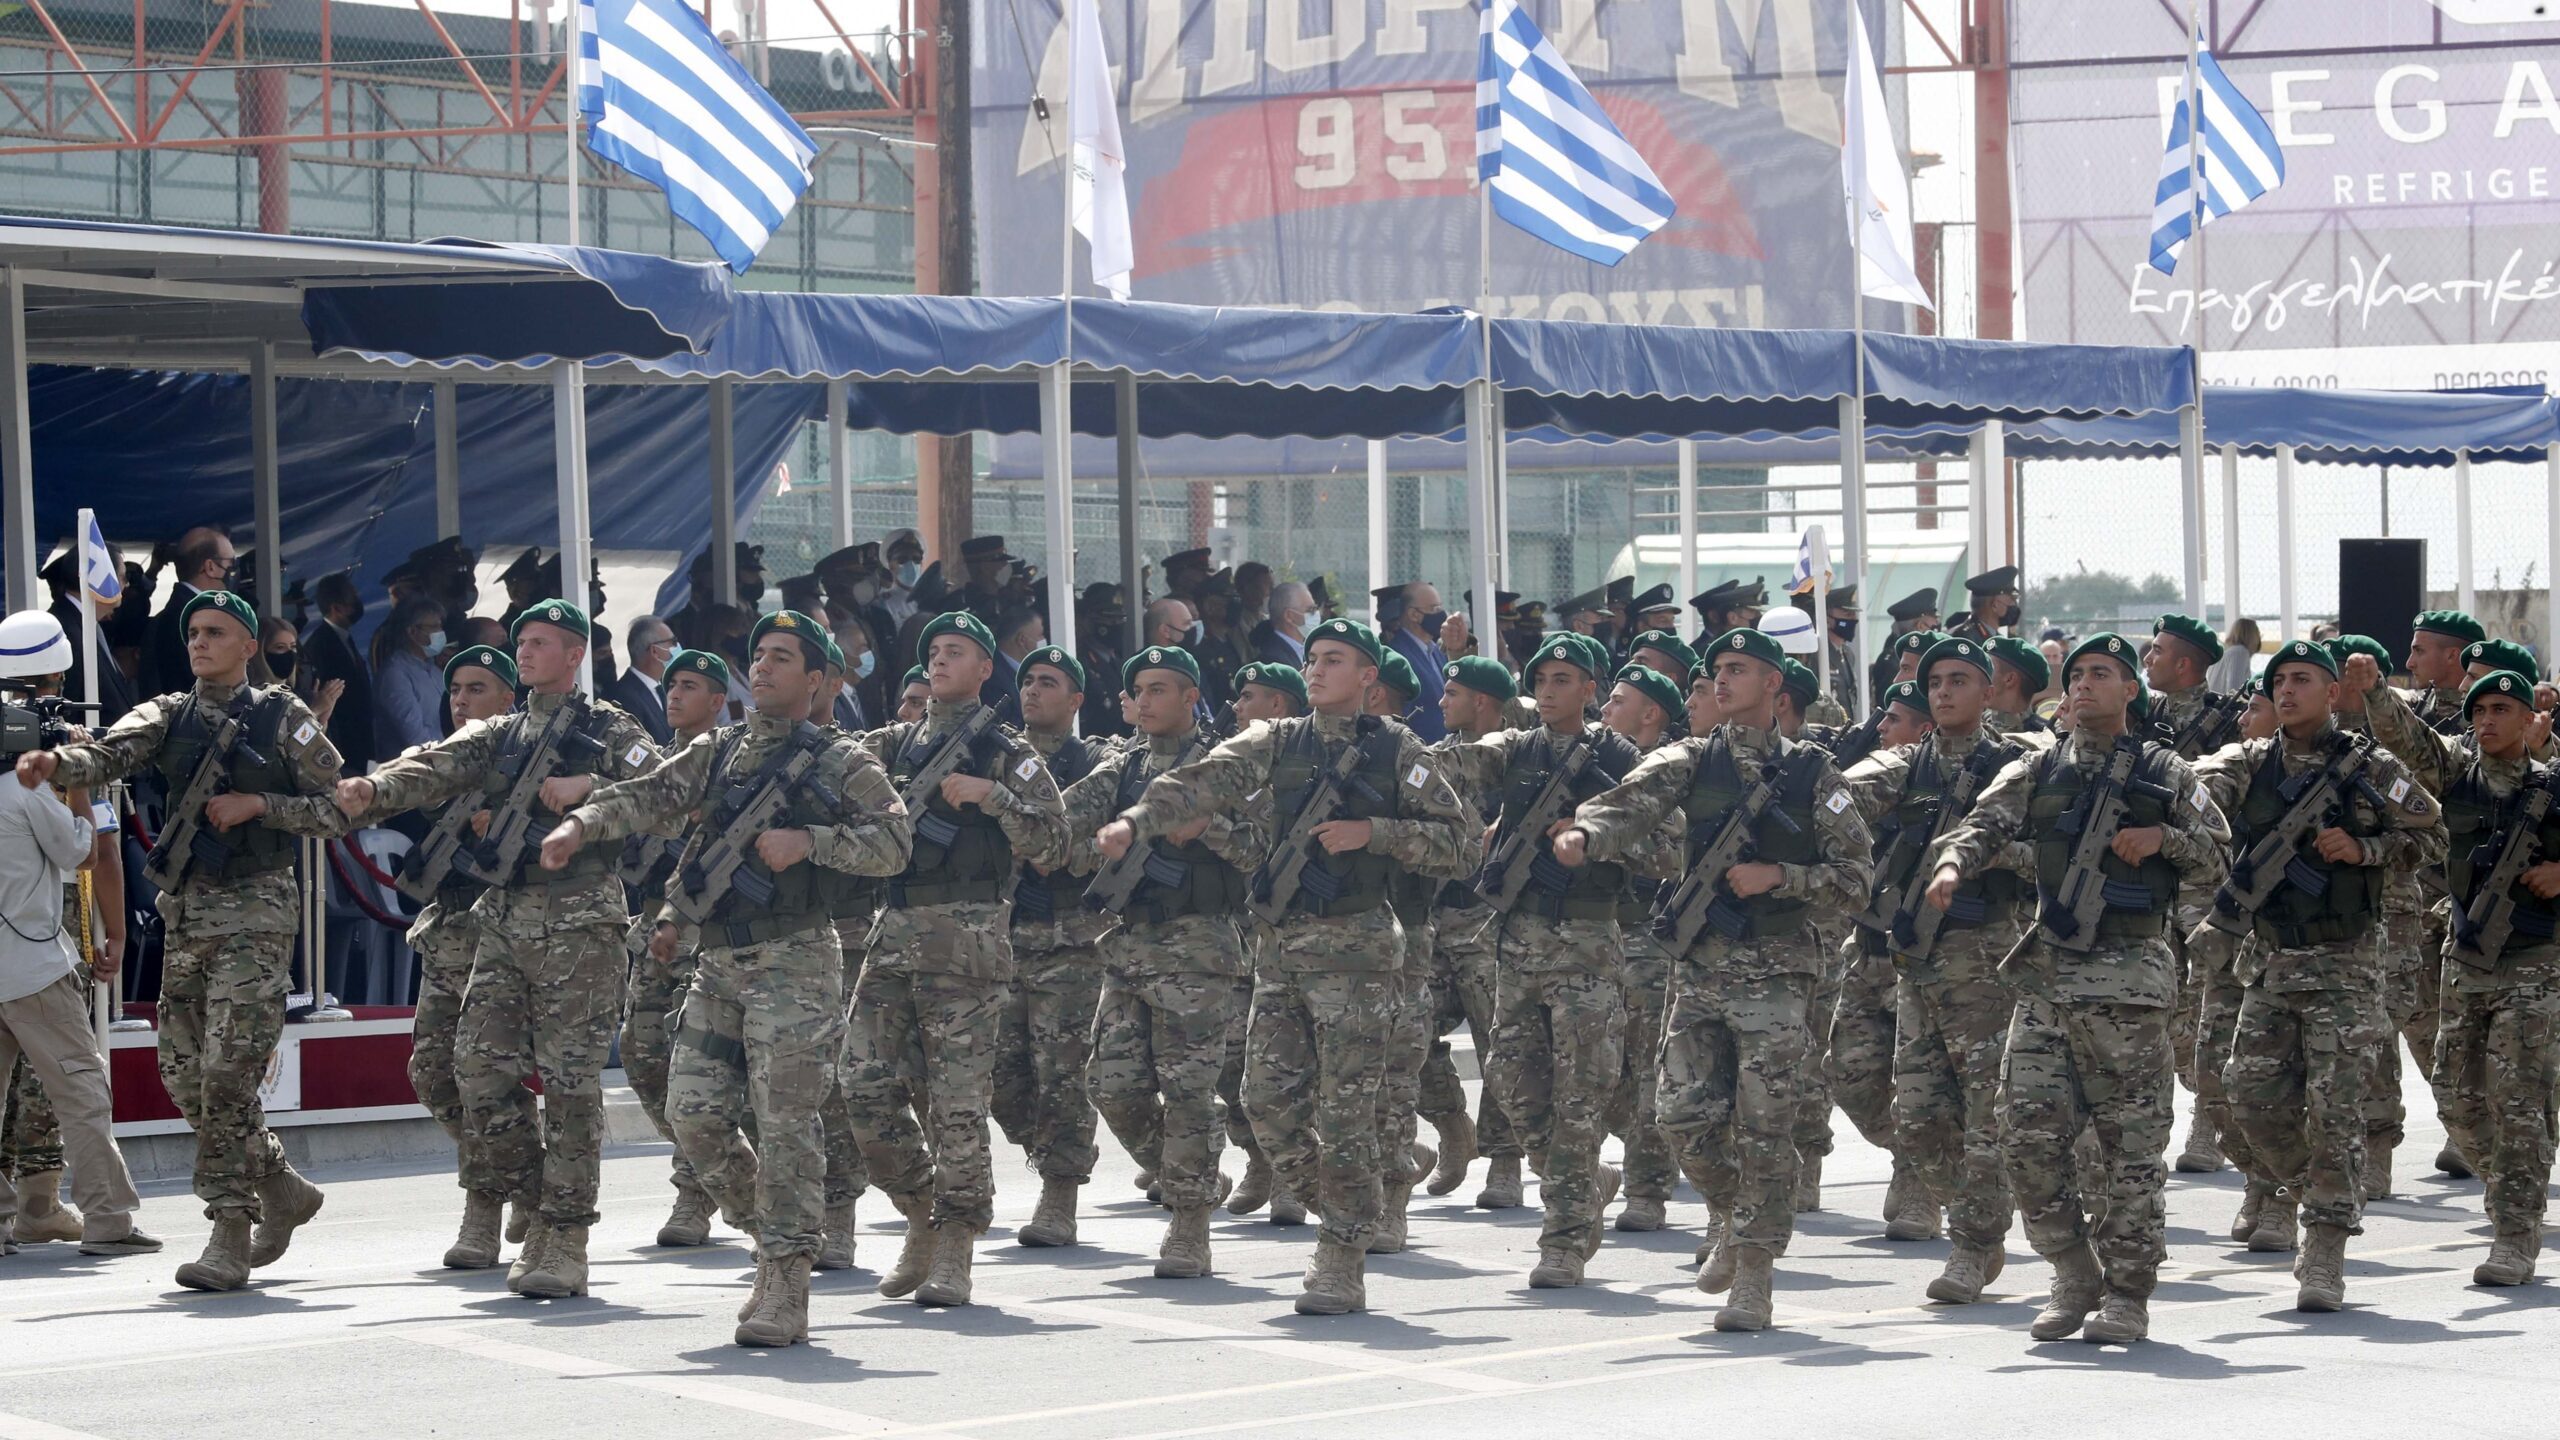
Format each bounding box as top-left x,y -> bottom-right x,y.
0,780 -> 93,1004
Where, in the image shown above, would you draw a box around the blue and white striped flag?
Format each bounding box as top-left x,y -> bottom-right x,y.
78,510 -> 119,604
1475,0 -> 1673,267
575,0 -> 817,274
2146,26 -> 2285,277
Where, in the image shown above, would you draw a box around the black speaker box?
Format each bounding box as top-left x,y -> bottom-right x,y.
2336,539 -> 2425,667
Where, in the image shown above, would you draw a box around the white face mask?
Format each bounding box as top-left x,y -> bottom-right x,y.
423,630 -> 447,658
853,650 -> 876,680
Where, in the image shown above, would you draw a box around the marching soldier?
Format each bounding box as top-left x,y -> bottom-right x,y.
1597,662 -> 1688,1234
1554,627 -> 1872,1331
20,589 -> 344,1291
334,599 -> 660,1298
1095,617 -> 1475,1316
1925,633 -> 2229,1345
1417,657 -> 1517,1205
2145,614 -> 2247,1178
1368,644 -> 1443,1252
1985,637 -> 2052,737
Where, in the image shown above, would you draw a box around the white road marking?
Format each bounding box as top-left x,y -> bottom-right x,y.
0,1412 -> 115,1440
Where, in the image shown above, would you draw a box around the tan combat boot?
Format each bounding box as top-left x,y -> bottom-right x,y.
1426,1112 -> 1477,1196
2228,1179 -> 2271,1242
1017,1178 -> 1080,1248
816,1199 -> 857,1271
1133,1167 -> 1157,1192
914,1223 -> 982,1306
1294,1237 -> 1368,1315
443,1190 -> 506,1270
2474,1229 -> 2540,1287
11,1171 -> 81,1244
2295,1223 -> 2348,1312
1794,1152 -> 1822,1212
506,1217 -> 551,1295
1475,1155 -> 1525,1210
1228,1155 -> 1275,1215
518,1224 -> 590,1298
1714,1246 -> 1775,1331
1696,1212 -> 1736,1294
1583,1164 -> 1620,1259
506,1196 -> 533,1244
2364,1141 -> 2395,1201
2082,1292 -> 2150,1344
1156,1206 -> 1213,1279
737,1253 -> 772,1322
1269,1187 -> 1309,1226
2174,1102 -> 2225,1173
1615,1196 -> 1667,1232
736,1255 -> 812,1347
1926,1245 -> 2006,1305
1883,1159 -> 1944,1241
2434,1142 -> 2474,1179
1528,1245 -> 1585,1288
2028,1244 -> 2104,1341
248,1166 -> 326,1268
658,1186 -> 715,1247
2246,1193 -> 2299,1253
1372,1157 -> 1423,1255
877,1193 -> 936,1298
174,1213 -> 255,1292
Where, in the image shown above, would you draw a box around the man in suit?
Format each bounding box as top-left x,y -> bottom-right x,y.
1375,580 -> 1451,741
143,527 -> 234,697
41,547 -> 138,727
1251,581 -> 1315,668
302,572 -> 377,774
609,615 -> 677,745
985,604 -> 1045,717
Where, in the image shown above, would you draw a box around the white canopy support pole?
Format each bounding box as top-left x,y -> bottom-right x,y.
2547,445 -> 2560,657
827,379 -> 854,550
249,342 -> 282,620
2454,450 -> 2477,617
708,377 -> 738,616
0,269 -> 29,614
1464,381 -> 1499,652
2275,442 -> 2299,642
2219,444 -> 2241,628
1367,439 -> 1389,625
1117,372 -> 1142,656
1677,439 -> 1700,642
2178,402 -> 2205,614
1043,363 -> 1079,665
433,377 -> 462,540
1837,394 -> 1871,716
552,362 -> 594,693
1968,418 -> 2010,572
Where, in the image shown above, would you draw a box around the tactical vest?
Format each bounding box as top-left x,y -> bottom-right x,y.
1496,726 -> 1638,922
1014,733 -> 1099,923
1439,739 -> 1503,910
1674,734 -> 1823,938
2443,761 -> 2560,953
1109,736 -> 1247,925
2027,743 -> 2181,941
1869,739 -> 2022,930
1264,717 -> 1405,918
2228,744 -> 2386,947
480,702 -> 617,884
697,724 -> 869,943
887,714 -> 1015,907
156,688 -> 298,880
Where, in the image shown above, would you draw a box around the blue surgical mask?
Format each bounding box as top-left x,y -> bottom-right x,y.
854,650 -> 876,680
895,561 -> 922,588
423,629 -> 447,658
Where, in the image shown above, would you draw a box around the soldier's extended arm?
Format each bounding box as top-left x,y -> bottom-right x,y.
1927,750 -> 2040,879
1362,728 -> 1478,883
1057,748 -> 1137,875
1837,743 -> 1918,828
1123,720 -> 1279,842
803,746 -> 914,877
596,708 -> 663,784
2151,752 -> 2232,892
250,692 -> 353,837
567,733 -> 717,846
363,716 -> 510,819
46,696 -> 177,790
1775,762 -> 1874,906
2361,679 -> 2463,796
2186,737 -> 2257,819
1572,739 -> 1698,865
2355,748 -> 2448,875
1434,729 -> 1523,796
984,743 -> 1070,870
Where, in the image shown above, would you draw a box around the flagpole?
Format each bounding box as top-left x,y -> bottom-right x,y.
76,511 -> 111,1070
1471,111 -> 1501,649
1843,0 -> 1872,718
2179,0 -> 2209,616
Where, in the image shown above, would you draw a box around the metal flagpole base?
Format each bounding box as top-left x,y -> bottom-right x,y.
290,996 -> 353,1023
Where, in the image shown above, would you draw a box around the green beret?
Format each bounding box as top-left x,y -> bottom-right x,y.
1703,625 -> 1786,672
1614,663 -> 1683,722
748,609 -> 829,669
2266,638 -> 2338,679
1882,680 -> 1929,716
442,643 -> 517,690
919,609 -> 996,660
1234,661 -> 1308,711
1306,616 -> 1383,667
900,664 -> 927,691
510,597 -> 590,644
2063,632 -> 2143,688
1528,632 -> 1607,680
2327,634 -> 2393,671
2152,613 -> 2223,664
1122,643 -> 1200,691
1443,654 -> 1518,702
1892,628 -> 1946,659
1988,635 -> 2050,693
181,588 -> 257,637
823,635 -> 847,676
2467,669 -> 2537,715
1919,634 -> 1993,683
1376,648 -> 1420,699
1777,658 -> 1820,712
1021,643 -> 1087,691
666,648 -> 731,691
2465,638 -> 2541,684
1627,629 -> 1699,679
2414,610 -> 2488,647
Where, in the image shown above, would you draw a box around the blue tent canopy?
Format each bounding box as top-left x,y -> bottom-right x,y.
1882,386 -> 2560,469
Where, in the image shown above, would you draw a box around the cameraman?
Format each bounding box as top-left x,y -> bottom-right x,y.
0,611 -> 156,1257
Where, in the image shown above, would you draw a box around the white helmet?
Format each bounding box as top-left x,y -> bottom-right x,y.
0,610 -> 71,680
1757,606 -> 1821,657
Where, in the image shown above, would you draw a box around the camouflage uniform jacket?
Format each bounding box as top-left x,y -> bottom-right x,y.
858,697 -> 1068,981
1570,721 -> 1872,982
1425,722 -> 1505,952
1986,706 -> 2052,740
1839,723 -> 2050,980
2361,690 -> 2558,990
52,680 -> 344,937
1117,712 -> 1476,975
2187,721 -> 2444,992
1018,726 -> 1115,956
1060,723 -> 1265,979
1931,728 -> 2230,1007
2149,682 -> 2244,760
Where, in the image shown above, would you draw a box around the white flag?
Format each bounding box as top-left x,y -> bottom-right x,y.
1068,0 -> 1132,301
1841,1 -> 1932,310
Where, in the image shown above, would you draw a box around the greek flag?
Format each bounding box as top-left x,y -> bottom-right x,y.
2146,27 -> 2285,277
79,510 -> 119,604
1475,0 -> 1673,267
575,0 -> 817,274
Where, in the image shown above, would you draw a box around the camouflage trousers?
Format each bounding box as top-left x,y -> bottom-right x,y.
1421,907 -> 1517,1158
817,937 -> 867,1210
2430,977 -> 2560,1239
1657,967 -> 1810,1253
1245,966 -> 1396,1251
2170,925 -> 2205,1092
1489,914 -> 1627,1255
2188,936 -> 2270,1182
2002,996 -> 2173,1297
670,926 -> 846,1261
993,945 -> 1104,1184
1893,964 -> 2016,1250
1090,969 -> 1248,1209
2361,912 -> 2439,1150
2224,976 -> 2377,1233
1375,925 -> 1437,1185
456,886 -> 627,1228
622,929 -> 753,1215
1800,939 -> 1896,1158
414,920 -> 536,1198
841,963 -> 1006,1230
1604,938 -> 1676,1204
158,924 -> 293,1217
3,1052 -> 63,1177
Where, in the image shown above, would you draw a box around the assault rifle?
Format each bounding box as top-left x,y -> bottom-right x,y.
1857,739 -> 2018,958
457,697 -> 608,887
1651,752 -> 1807,953
2160,689 -> 2247,757
143,696 -> 272,891
398,799 -> 487,905
670,733 -> 835,923
1473,731 -> 1596,910
1086,723 -> 1227,916
900,704 -> 1004,854
2204,731 -> 2390,937
2036,736 -> 2180,952
2451,767 -> 2560,969
1248,722 -> 1387,926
